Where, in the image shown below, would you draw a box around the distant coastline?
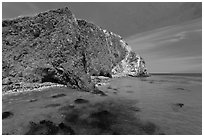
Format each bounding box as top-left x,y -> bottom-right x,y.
150,73 -> 202,77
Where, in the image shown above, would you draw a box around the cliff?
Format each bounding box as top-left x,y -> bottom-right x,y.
2,7 -> 148,93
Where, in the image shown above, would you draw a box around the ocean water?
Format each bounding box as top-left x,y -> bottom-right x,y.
100,74 -> 202,134
2,74 -> 202,135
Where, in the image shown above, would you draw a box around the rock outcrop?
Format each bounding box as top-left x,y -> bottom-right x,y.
112,47 -> 148,77
2,7 -> 148,92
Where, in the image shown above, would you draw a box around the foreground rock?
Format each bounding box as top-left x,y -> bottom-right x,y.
2,7 -> 148,93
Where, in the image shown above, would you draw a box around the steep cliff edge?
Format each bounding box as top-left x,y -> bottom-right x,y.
2,7 -> 148,93
112,47 -> 148,77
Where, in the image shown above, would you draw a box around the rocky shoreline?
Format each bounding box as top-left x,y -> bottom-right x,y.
2,82 -> 65,96
2,76 -> 111,96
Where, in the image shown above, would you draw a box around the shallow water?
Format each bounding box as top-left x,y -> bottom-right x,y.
103,75 -> 202,135
2,74 -> 202,135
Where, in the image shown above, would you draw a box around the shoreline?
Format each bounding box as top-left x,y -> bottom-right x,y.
2,76 -> 113,96
2,74 -> 202,134
2,83 -> 66,96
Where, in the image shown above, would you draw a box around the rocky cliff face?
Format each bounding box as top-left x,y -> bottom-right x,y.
112,50 -> 148,77
2,7 -> 148,92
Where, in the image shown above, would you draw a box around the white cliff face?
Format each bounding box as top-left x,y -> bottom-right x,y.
102,29 -> 148,77
111,39 -> 148,77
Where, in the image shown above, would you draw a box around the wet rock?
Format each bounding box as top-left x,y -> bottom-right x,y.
113,132 -> 120,135
51,93 -> 66,98
29,99 -> 38,102
26,120 -> 58,135
171,103 -> 184,112
177,88 -> 185,90
129,106 -> 141,112
90,89 -> 107,96
91,76 -> 110,87
2,77 -> 13,85
149,81 -> 154,84
61,100 -> 161,134
89,110 -> 115,130
175,103 -> 184,108
140,122 -> 157,135
65,113 -> 80,123
2,111 -> 13,119
107,86 -> 112,89
26,120 -> 75,135
58,123 -> 75,135
74,98 -> 89,104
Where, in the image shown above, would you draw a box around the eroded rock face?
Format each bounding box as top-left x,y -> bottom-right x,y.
112,45 -> 148,77
2,7 -> 148,92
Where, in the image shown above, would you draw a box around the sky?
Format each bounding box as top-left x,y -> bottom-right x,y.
126,19 -> 202,73
2,2 -> 202,73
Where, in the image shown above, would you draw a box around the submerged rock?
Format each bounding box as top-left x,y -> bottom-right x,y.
26,120 -> 75,135
51,93 -> 66,98
74,98 -> 89,104
2,7 -> 148,92
2,111 -> 14,119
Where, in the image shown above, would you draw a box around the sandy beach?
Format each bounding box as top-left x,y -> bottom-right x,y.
2,74 -> 202,135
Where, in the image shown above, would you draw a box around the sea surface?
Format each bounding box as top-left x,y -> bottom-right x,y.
2,74 -> 202,135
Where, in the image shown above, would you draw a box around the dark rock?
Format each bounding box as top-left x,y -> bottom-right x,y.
91,76 -> 110,86
171,103 -> 184,112
177,88 -> 185,90
149,81 -> 154,84
107,86 -> 112,89
89,110 -> 115,130
51,93 -> 66,98
26,120 -> 75,135
90,89 -> 107,96
74,98 -> 89,104
2,7 -> 148,92
65,113 -> 79,123
113,132 -> 120,135
129,106 -> 141,112
2,111 -> 14,119
175,103 -> 184,108
29,99 -> 38,102
2,77 -> 13,85
159,133 -> 166,135
140,122 -> 157,135
58,123 -> 75,135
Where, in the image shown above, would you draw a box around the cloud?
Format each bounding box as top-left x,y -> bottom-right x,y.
126,19 -> 202,73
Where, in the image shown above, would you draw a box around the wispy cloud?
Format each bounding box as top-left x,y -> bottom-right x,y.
126,19 -> 202,73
